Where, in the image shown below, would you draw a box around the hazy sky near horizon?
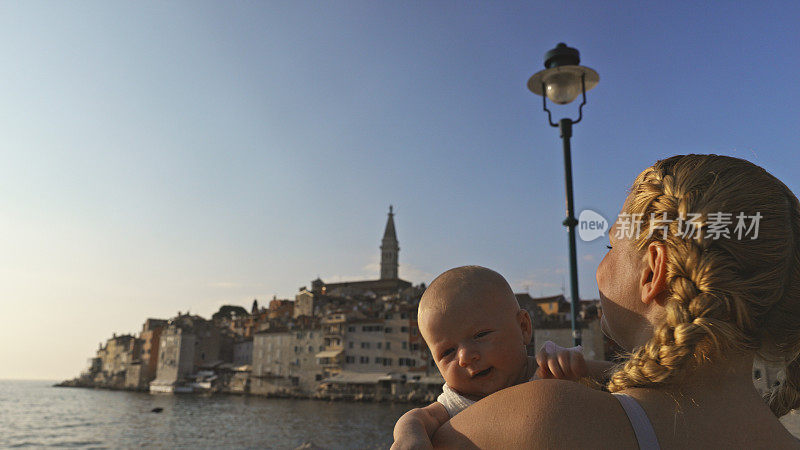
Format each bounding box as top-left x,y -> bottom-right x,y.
2,2 -> 799,380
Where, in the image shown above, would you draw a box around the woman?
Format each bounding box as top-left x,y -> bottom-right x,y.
432,155 -> 800,449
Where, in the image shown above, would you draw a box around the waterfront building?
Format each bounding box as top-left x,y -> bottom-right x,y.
150,313 -> 222,393
84,356 -> 102,379
251,325 -> 325,395
124,360 -> 144,390
381,304 -> 429,373
315,305 -> 438,401
233,338 -> 253,366
91,333 -> 138,389
318,313 -> 348,378
317,304 -> 430,377
125,318 -> 168,389
342,317 -> 387,372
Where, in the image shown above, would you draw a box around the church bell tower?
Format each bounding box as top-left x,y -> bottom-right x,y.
380,205 -> 399,279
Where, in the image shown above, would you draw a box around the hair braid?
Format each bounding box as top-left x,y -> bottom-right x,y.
606,155 -> 791,396
608,162 -> 731,391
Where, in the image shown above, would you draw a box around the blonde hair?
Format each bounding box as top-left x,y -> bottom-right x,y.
605,154 -> 800,417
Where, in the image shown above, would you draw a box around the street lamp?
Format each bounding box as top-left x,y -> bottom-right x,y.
528,43 -> 599,346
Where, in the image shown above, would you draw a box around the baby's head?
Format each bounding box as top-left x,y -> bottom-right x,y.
419,265 -> 532,400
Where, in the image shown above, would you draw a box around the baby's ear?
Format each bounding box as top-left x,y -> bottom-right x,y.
517,309 -> 532,344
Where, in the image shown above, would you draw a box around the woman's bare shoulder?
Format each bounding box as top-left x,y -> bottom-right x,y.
432,379 -> 637,449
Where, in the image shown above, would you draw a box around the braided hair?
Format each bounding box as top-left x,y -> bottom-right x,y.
605,155 -> 800,417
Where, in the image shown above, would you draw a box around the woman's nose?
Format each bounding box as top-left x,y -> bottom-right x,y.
458,346 -> 479,367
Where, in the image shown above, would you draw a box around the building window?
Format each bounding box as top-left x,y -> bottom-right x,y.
349,342 -> 354,349
402,342 -> 407,350
384,327 -> 393,333
411,343 -> 420,351
375,357 -> 382,364
385,342 -> 391,350
401,326 -> 409,333
308,346 -> 313,353
348,326 -> 356,332
346,356 -> 355,364
376,342 -> 382,349
385,314 -> 393,320
401,313 -> 408,319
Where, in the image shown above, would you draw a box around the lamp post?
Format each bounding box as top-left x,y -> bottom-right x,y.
528,43 -> 599,347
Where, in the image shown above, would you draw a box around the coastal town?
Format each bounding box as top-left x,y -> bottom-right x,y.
59,207 -> 780,401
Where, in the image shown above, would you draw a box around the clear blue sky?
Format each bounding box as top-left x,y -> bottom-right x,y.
2,1 -> 798,380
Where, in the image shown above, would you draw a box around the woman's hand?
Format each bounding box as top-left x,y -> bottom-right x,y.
535,340 -> 588,381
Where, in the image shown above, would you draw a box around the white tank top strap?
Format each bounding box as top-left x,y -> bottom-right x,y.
611,392 -> 661,450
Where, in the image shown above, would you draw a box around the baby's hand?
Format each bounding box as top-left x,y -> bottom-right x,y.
535,341 -> 587,381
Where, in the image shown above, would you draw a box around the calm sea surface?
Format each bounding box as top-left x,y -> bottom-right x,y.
0,380 -> 413,449
4,380 -> 800,448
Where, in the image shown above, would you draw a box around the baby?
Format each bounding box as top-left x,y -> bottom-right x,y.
392,266 -> 596,449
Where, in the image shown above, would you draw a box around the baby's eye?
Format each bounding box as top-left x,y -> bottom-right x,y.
606,245 -> 613,250
475,331 -> 491,339
440,348 -> 454,358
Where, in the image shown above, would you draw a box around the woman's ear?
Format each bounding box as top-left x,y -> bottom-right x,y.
640,242 -> 668,306
517,309 -> 533,345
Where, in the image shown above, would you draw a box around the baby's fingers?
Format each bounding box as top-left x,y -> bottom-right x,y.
569,351 -> 588,378
547,356 -> 566,379
556,351 -> 576,379
535,353 -> 552,379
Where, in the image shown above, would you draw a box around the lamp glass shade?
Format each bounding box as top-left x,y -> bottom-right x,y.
544,71 -> 582,105
527,66 -> 599,104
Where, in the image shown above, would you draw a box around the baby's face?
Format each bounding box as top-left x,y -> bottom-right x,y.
420,295 -> 530,400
